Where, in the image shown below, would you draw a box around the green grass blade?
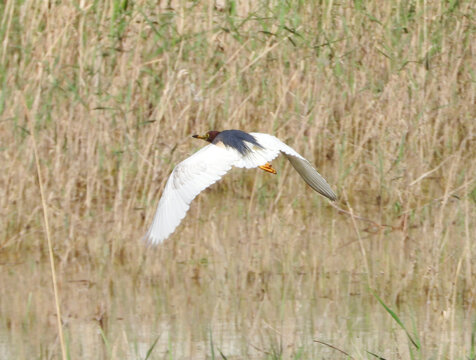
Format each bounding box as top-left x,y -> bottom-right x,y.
217,347 -> 228,360
209,328 -> 216,360
98,327 -> 111,357
144,335 -> 160,360
470,318 -> 476,360
370,289 -> 420,350
366,350 -> 387,359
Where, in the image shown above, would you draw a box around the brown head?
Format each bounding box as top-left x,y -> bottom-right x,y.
192,130 -> 221,143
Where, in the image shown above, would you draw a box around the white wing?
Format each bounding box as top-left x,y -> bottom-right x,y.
250,133 -> 337,201
145,144 -> 239,244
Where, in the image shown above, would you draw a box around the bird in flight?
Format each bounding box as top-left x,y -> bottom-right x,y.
146,129 -> 336,244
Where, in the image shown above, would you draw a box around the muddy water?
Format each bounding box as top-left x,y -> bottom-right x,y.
0,260 -> 473,359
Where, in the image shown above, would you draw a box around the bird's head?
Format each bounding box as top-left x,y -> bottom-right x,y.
192,131 -> 220,143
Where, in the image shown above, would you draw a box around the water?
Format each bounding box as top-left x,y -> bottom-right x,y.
0,258 -> 473,359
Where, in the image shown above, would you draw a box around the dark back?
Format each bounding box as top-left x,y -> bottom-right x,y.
213,130 -> 263,155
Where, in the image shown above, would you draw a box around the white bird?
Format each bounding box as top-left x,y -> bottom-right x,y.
146,129 -> 337,244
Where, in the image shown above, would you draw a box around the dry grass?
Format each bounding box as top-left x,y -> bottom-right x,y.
0,0 -> 475,358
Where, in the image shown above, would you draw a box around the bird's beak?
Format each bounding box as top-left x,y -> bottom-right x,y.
192,134 -> 207,140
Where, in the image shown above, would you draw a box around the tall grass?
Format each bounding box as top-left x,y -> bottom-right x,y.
0,0 -> 474,358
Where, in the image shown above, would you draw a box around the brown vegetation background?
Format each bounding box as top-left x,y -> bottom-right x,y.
0,0 -> 475,358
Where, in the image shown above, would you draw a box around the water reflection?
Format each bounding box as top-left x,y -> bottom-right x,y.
0,261 -> 473,359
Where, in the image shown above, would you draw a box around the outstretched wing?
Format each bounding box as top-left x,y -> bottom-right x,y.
145,144 -> 239,244
250,133 -> 337,201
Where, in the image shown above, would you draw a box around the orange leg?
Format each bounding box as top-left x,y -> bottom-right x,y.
258,163 -> 277,174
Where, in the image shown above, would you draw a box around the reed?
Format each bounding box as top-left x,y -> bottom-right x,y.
0,0 -> 474,358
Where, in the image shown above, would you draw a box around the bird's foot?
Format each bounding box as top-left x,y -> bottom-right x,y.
258,163 -> 277,174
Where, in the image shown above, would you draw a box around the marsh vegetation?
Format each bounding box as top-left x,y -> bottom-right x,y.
0,0 -> 475,358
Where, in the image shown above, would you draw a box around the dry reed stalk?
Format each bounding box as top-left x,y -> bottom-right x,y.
23,94 -> 67,359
